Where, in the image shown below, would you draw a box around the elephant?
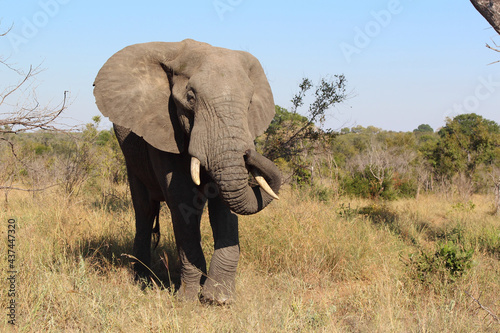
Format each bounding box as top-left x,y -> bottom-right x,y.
93,39 -> 281,304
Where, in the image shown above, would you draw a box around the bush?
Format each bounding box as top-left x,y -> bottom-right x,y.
408,241 -> 474,285
292,165 -> 312,187
341,168 -> 417,200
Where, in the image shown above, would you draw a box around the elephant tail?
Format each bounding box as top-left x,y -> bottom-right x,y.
152,206 -> 160,250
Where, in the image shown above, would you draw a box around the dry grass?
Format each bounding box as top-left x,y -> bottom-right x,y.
1,187 -> 499,332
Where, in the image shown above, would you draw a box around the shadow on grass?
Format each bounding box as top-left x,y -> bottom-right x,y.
70,234 -> 181,292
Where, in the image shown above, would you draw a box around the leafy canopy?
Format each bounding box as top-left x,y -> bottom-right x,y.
433,113 -> 500,177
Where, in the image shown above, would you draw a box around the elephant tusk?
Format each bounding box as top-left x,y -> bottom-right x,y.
251,170 -> 280,200
191,157 -> 201,186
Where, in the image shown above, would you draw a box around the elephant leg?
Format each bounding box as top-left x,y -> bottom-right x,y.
128,173 -> 160,280
201,193 -> 239,304
150,152 -> 208,301
171,203 -> 207,300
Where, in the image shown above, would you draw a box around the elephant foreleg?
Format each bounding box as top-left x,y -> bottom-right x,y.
168,195 -> 207,301
202,194 -> 240,304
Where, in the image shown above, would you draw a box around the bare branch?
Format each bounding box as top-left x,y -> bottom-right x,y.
0,65 -> 34,106
0,90 -> 69,133
0,22 -> 13,37
0,183 -> 60,192
486,43 -> 500,52
1,28 -> 68,134
465,290 -> 500,324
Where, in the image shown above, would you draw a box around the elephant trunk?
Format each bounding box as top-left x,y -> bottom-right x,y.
208,149 -> 281,215
188,101 -> 280,215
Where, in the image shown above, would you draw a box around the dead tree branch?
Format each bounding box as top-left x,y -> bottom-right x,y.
0,26 -> 70,195
0,184 -> 60,192
1,27 -> 69,134
0,90 -> 69,133
465,290 -> 500,324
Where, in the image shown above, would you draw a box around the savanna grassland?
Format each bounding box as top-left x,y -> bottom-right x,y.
1,93 -> 499,331
1,185 -> 499,332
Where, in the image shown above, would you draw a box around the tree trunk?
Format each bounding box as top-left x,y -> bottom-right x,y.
470,0 -> 500,35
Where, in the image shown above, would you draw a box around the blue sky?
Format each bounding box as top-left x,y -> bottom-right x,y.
1,0 -> 499,132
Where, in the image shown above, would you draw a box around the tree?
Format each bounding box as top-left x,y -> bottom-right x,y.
1,26 -> 68,194
347,134 -> 417,199
470,0 -> 500,35
432,114 -> 500,198
259,75 -> 349,184
469,1 -> 500,207
413,124 -> 434,133
470,0 -> 500,60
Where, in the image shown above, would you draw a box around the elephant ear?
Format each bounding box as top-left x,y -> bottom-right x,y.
93,42 -> 186,153
239,51 -> 276,138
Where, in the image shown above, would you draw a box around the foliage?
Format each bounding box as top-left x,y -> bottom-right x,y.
254,76 -> 499,201
264,112 -> 498,200
2,111 -> 499,204
413,124 -> 434,133
0,116 -> 127,203
433,113 -> 500,178
408,242 -> 474,284
258,75 -> 348,185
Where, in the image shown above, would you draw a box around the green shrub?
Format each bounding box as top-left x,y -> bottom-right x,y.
341,167 -> 417,200
292,166 -> 311,187
408,241 -> 474,285
341,172 -> 371,198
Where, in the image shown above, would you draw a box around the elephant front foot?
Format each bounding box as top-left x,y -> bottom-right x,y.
200,245 -> 239,305
200,279 -> 234,305
176,252 -> 205,301
177,283 -> 201,302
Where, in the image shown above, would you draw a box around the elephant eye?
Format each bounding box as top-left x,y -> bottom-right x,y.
186,90 -> 196,106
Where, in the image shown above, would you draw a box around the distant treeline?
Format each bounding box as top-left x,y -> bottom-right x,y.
257,108 -> 500,202
1,111 -> 499,204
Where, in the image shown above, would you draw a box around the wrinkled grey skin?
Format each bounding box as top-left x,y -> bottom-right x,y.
93,39 -> 281,303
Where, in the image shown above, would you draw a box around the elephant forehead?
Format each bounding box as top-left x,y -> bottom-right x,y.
191,61 -> 253,96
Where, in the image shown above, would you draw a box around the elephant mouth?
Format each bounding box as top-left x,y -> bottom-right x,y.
190,153 -> 279,200
189,149 -> 281,214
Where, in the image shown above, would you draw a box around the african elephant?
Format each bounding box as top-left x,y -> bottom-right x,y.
93,39 -> 281,304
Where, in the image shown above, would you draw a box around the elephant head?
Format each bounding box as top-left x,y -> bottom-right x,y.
93,39 -> 280,215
